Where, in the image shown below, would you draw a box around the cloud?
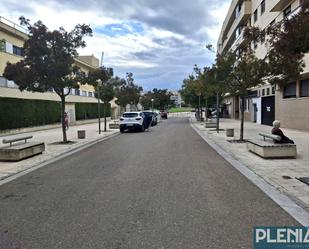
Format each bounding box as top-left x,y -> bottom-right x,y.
0,0 -> 230,90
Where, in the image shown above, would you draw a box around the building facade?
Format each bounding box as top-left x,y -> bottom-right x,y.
217,0 -> 309,131
0,16 -> 120,125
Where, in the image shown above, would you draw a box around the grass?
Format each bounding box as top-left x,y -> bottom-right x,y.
168,107 -> 192,113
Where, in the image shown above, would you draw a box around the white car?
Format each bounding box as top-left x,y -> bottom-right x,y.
119,112 -> 146,133
154,111 -> 161,123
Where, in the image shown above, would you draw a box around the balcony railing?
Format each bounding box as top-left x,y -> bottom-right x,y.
0,16 -> 28,34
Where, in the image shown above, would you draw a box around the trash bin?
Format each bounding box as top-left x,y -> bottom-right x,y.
226,128 -> 234,137
77,130 -> 86,139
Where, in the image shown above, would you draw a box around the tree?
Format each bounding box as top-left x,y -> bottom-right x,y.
88,67 -> 114,132
205,52 -> 236,131
115,72 -> 143,111
227,52 -> 268,141
141,88 -> 172,110
244,1 -> 309,87
3,17 -> 92,142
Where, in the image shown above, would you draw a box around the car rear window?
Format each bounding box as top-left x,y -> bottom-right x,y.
123,113 -> 138,118
143,112 -> 153,116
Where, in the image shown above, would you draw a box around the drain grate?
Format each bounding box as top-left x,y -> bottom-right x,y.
297,177 -> 309,186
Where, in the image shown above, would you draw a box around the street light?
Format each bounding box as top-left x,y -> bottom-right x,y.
97,79 -> 102,134
151,98 -> 154,112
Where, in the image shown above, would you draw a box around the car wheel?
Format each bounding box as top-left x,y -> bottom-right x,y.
140,124 -> 145,132
120,128 -> 125,133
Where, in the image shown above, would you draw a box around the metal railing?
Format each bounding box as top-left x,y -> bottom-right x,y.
0,16 -> 28,34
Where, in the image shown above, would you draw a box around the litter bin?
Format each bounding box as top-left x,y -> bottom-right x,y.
226,128 -> 234,137
77,130 -> 86,139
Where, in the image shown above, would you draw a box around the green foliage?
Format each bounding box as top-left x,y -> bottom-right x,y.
115,72 -> 143,108
140,88 -> 172,110
75,103 -> 111,120
244,2 -> 309,87
0,97 -> 60,130
3,17 -> 92,142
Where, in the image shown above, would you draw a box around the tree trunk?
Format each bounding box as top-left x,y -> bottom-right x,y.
205,97 -> 208,122
216,91 -> 220,133
61,95 -> 67,143
240,95 -> 245,141
104,102 -> 107,132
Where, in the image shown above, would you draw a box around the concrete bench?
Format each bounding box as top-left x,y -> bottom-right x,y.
247,138 -> 297,159
109,122 -> 120,129
205,121 -> 217,128
0,136 -> 45,161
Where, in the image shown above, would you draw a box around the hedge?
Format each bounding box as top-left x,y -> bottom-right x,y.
75,102 -> 111,120
0,97 -> 61,130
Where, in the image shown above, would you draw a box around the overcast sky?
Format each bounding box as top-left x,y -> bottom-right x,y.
0,0 -> 230,91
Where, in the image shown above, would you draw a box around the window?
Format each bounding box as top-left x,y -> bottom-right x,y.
235,26 -> 242,38
13,46 -> 24,56
283,5 -> 291,18
235,3 -> 242,18
88,92 -> 93,97
261,29 -> 266,43
75,89 -> 80,96
267,88 -> 270,95
272,86 -> 275,94
254,9 -> 258,22
262,89 -> 265,96
261,0 -> 266,14
82,91 -> 87,96
300,79 -> 309,97
283,82 -> 296,98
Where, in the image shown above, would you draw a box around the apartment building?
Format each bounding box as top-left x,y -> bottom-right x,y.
0,16 -> 120,124
217,0 -> 309,131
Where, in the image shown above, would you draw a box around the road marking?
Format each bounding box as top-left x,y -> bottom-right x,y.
0,132 -> 119,187
190,120 -> 309,226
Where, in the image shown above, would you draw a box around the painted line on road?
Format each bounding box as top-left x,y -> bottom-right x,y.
190,120 -> 309,226
0,132 -> 119,187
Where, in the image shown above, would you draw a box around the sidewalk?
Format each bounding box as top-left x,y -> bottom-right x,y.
0,121 -> 119,181
191,118 -> 309,211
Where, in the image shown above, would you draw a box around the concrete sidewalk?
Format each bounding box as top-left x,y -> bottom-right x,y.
191,118 -> 309,211
0,121 -> 119,181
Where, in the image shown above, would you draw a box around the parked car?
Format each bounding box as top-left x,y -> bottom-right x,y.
142,111 -> 156,127
160,110 -> 168,119
154,111 -> 161,123
119,112 -> 146,133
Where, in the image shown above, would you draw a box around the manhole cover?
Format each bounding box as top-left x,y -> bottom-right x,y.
297,177 -> 309,186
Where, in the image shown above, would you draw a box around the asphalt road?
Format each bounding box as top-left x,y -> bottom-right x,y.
0,118 -> 298,249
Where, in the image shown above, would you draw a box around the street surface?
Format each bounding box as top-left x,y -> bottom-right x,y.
0,118 -> 298,249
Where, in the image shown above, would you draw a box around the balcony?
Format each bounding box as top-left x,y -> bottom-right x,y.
221,0 -> 251,53
270,0 -> 293,12
230,31 -> 245,52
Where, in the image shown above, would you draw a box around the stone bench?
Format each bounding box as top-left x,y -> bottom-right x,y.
247,139 -> 297,159
109,122 -> 120,129
0,136 -> 45,161
205,122 -> 217,128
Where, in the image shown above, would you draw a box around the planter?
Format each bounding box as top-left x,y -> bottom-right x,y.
226,128 -> 234,137
77,130 -> 86,139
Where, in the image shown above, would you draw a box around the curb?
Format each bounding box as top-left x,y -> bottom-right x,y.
0,131 -> 120,186
190,119 -> 309,226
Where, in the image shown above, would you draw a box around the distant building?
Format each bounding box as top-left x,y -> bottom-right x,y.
217,0 -> 309,131
170,91 -> 184,107
0,16 -> 120,124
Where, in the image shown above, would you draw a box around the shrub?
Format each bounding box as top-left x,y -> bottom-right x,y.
75,103 -> 111,120
0,97 -> 61,130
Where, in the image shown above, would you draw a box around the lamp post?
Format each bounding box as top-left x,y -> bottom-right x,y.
97,79 -> 102,134
151,98 -> 154,112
